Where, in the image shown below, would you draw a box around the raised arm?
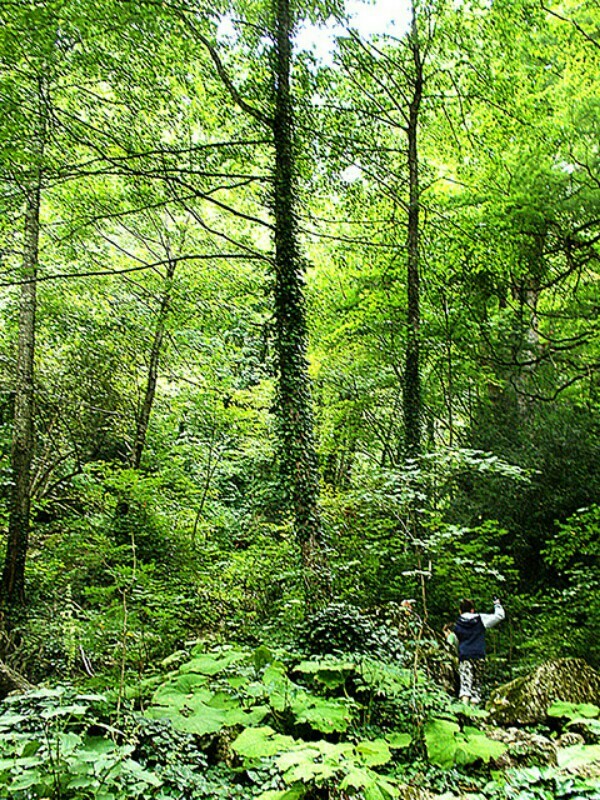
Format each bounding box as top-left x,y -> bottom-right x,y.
480,599 -> 505,629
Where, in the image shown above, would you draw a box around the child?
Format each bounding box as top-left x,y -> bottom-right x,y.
454,598 -> 505,704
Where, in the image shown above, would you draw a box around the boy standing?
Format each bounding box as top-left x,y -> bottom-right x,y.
454,598 -> 505,704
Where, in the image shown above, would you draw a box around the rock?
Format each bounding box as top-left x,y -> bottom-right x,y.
485,726 -> 557,768
0,661 -> 34,699
397,784 -> 435,800
487,658 -> 600,726
568,719 -> 600,744
557,731 -> 585,748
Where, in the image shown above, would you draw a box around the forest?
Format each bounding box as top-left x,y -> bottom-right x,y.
0,0 -> 599,798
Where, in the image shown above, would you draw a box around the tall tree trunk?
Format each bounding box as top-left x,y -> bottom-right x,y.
131,257 -> 176,470
403,11 -> 423,458
272,0 -> 329,607
1,181 -> 42,613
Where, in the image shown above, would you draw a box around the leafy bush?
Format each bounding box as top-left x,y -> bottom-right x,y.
484,765 -> 600,800
0,687 -> 161,799
298,602 -> 406,660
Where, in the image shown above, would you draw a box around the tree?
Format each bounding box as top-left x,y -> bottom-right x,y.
1,98 -> 44,611
272,0 -> 328,602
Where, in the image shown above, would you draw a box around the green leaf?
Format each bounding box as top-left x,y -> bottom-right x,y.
254,645 -> 273,670
340,765 -> 374,790
122,759 -> 163,787
276,745 -> 322,773
458,728 -> 507,764
67,776 -> 98,790
222,704 -> 270,727
232,726 -> 295,759
291,695 -> 352,733
548,701 -> 599,720
6,771 -> 41,790
57,731 -> 83,754
263,663 -> 291,712
75,693 -> 107,703
41,703 -> 88,719
424,718 -> 460,767
148,688 -> 233,736
174,674 -> 208,693
82,736 -> 119,756
386,732 -> 412,749
340,764 -> 397,798
257,785 -> 306,800
180,652 -> 243,675
557,744 -> 600,770
355,739 -> 392,766
0,713 -> 27,728
294,659 -> 355,689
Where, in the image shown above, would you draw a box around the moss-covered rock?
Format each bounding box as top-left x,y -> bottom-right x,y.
485,726 -> 557,768
487,658 -> 600,726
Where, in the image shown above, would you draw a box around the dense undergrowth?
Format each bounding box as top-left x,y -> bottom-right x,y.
2,455 -> 599,799
10,450 -> 600,685
1,643 -> 599,799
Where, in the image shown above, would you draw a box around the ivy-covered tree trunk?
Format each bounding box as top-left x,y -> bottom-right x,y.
0,180 -> 41,614
272,0 -> 329,607
403,10 -> 423,458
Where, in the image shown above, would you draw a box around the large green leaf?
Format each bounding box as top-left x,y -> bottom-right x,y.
457,727 -> 507,764
557,743 -> 600,770
355,739 -> 392,766
147,690 -> 230,735
232,726 -> 295,759
386,732 -> 412,749
0,713 -> 27,729
424,718 -> 460,767
263,663 -> 291,712
173,674 -> 208,693
179,652 -> 245,675
151,684 -> 214,710
294,659 -> 355,689
340,765 -> 398,799
548,701 -> 599,720
291,694 -> 352,733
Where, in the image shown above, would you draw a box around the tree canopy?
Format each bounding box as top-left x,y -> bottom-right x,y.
0,0 -> 598,795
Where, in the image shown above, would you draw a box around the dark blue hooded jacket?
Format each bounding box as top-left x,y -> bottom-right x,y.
454,615 -> 486,661
454,601 -> 505,662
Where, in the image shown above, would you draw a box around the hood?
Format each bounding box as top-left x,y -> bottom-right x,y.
456,614 -> 482,631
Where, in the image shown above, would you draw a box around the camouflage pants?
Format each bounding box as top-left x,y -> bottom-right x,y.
458,659 -> 486,704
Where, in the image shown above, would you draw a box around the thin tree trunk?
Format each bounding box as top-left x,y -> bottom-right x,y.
131,257 -> 176,470
442,290 -> 454,446
1,182 -> 42,611
403,12 -> 423,459
272,0 -> 329,607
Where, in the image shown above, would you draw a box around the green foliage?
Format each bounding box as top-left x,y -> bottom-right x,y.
485,765 -> 600,800
299,602 -> 405,659
423,718 -> 506,768
547,701 -> 600,742
0,6 -> 599,800
547,701 -> 599,721
148,646 -> 355,736
232,726 -> 399,799
0,688 -> 162,799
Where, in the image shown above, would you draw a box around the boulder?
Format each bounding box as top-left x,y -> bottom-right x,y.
487,658 -> 600,726
485,726 -> 557,768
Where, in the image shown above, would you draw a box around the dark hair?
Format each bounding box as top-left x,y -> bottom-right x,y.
459,598 -> 475,614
